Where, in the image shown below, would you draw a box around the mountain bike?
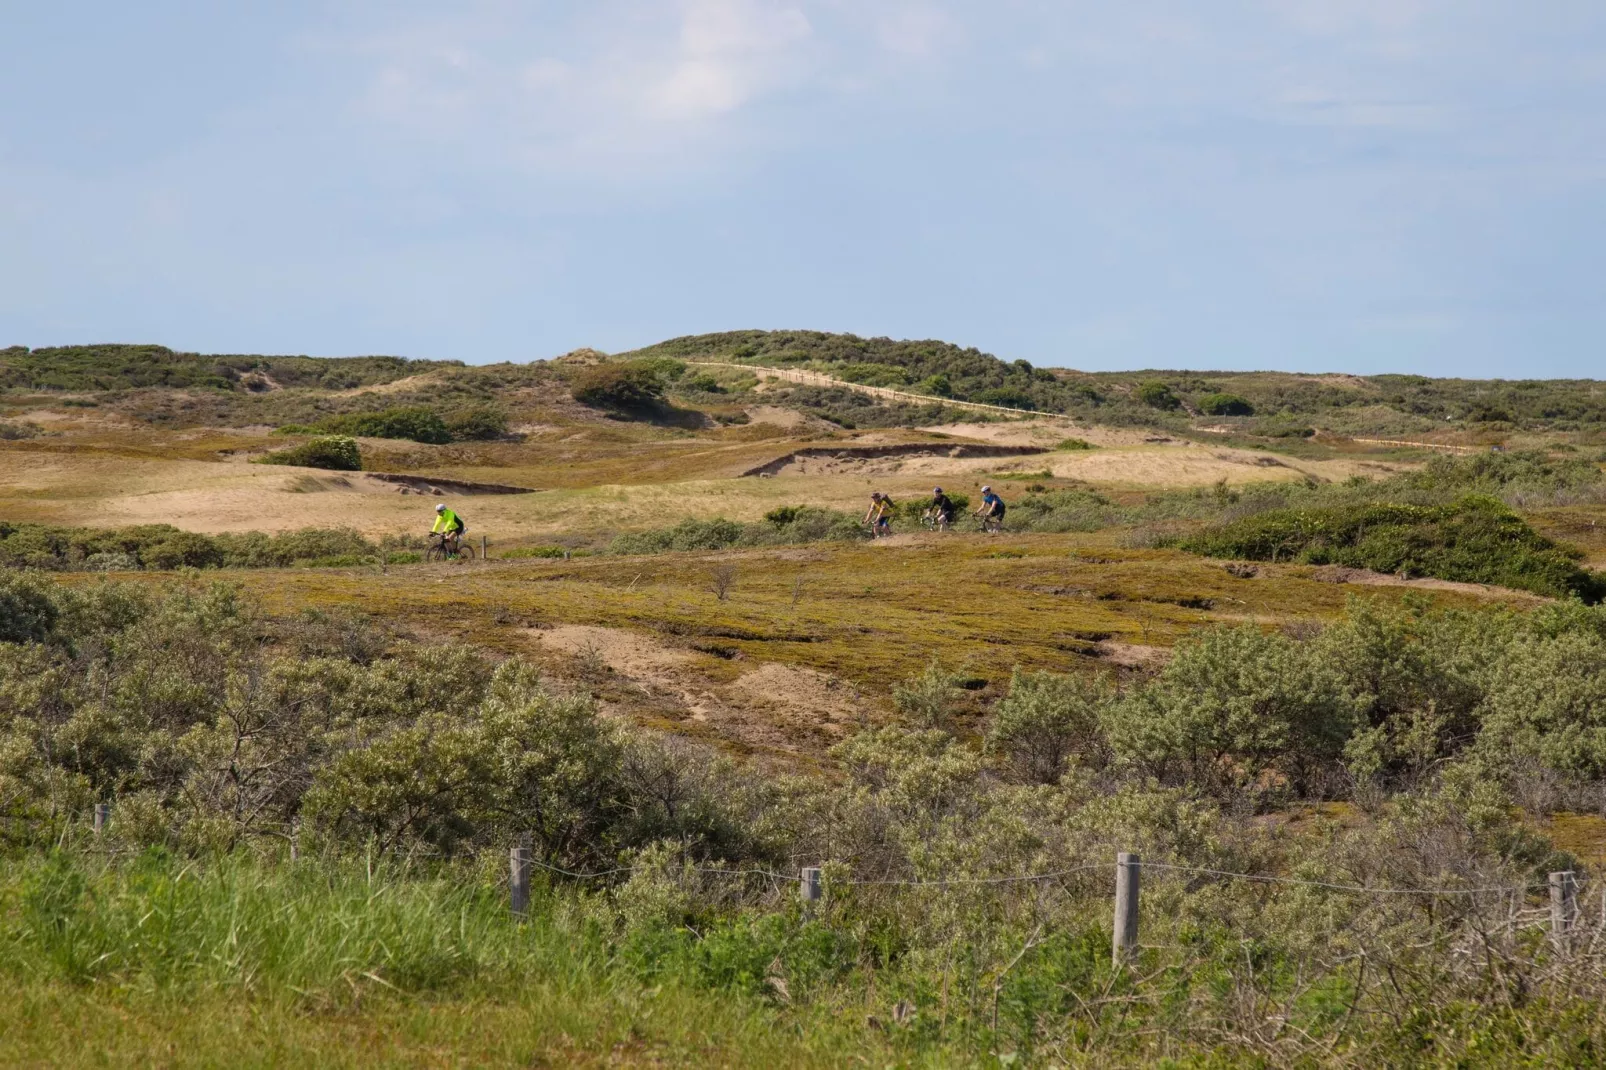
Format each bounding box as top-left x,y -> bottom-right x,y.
425,531 -> 476,562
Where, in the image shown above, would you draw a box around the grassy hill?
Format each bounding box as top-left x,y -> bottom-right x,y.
620,330 -> 1606,437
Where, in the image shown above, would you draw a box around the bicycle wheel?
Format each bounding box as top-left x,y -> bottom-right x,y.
425,544 -> 446,563
456,543 -> 476,561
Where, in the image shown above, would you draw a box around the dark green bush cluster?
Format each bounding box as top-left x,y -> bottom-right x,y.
0,345 -> 450,393
255,435 -> 362,470
1197,392 -> 1254,416
609,507 -> 867,555
0,578 -> 773,867
1183,494 -> 1605,600
570,361 -> 670,415
311,406 -> 450,444
0,522 -> 384,571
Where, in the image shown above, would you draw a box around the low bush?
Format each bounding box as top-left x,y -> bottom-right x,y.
0,420 -> 40,440
1136,381 -> 1180,410
1055,437 -> 1094,450
0,522 -> 382,571
570,362 -> 668,415
502,546 -> 570,559
444,406 -> 509,440
255,435 -> 362,471
1197,392 -> 1254,416
610,508 -> 867,555
316,406 -> 450,444
1182,494 -> 1605,601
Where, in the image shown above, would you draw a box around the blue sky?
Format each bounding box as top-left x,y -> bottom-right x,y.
2,1 -> 1602,377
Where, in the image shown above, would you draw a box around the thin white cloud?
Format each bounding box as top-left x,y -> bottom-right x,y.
652,0 -> 813,119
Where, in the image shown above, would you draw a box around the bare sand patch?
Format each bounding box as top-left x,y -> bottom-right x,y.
920,420 -> 1163,449
1307,565 -> 1547,601
527,623 -> 864,754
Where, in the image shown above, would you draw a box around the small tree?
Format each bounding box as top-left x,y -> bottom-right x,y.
893,657 -> 964,728
986,669 -> 1115,784
1135,381 -> 1180,411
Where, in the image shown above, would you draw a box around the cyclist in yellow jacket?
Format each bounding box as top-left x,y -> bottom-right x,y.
431,503 -> 465,556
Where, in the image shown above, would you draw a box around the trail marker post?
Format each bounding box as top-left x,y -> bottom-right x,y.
510,841 -> 532,917
481,535 -> 487,559
1113,852 -> 1140,966
1550,870 -> 1578,950
93,802 -> 109,836
800,867 -> 822,911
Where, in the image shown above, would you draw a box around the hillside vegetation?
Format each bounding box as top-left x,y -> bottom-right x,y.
620,330 -> 1606,435
4,577 -> 1606,1063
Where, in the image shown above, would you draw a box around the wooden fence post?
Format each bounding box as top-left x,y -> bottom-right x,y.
510,842 -> 532,917
1550,870 -> 1578,949
1113,852 -> 1140,966
93,802 -> 110,836
481,535 -> 487,560
800,866 -> 822,909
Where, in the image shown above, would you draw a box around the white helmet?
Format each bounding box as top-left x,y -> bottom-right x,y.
981,485 -> 992,493
435,503 -> 446,512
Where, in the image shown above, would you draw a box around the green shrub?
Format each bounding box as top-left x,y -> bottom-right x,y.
444,406 -> 509,441
0,521 -> 381,571
571,362 -> 668,414
1055,437 -> 1094,450
255,436 -> 362,471
317,407 -> 450,444
1136,381 -> 1180,410
1197,393 -> 1255,417
0,572 -> 58,643
986,669 -> 1115,783
610,509 -> 867,555
0,420 -> 41,440
680,374 -> 724,393
1104,625 -> 1364,796
502,546 -> 569,559
1183,495 -> 1604,601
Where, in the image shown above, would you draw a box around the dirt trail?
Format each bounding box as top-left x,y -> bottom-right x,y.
688,361 -> 1080,422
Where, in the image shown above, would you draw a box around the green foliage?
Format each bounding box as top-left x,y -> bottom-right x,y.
0,420 -> 40,440
610,508 -> 867,555
0,573 -> 58,643
315,406 -> 450,444
1105,625 -> 1364,796
444,406 -> 510,440
0,521 -> 381,571
1055,437 -> 1094,450
1136,381 -> 1180,410
0,345 -> 450,393
1197,392 -> 1255,416
986,669 -> 1114,783
255,435 -> 362,471
2,583 -> 1606,1061
501,546 -> 569,559
890,658 -> 963,728
570,361 -> 668,414
1183,494 -> 1605,601
829,362 -> 910,388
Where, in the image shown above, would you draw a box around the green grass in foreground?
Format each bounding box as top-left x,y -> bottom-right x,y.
0,852 -> 906,1069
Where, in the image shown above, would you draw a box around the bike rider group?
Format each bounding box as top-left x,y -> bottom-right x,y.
862,484 -> 1006,538
428,484 -> 1006,561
